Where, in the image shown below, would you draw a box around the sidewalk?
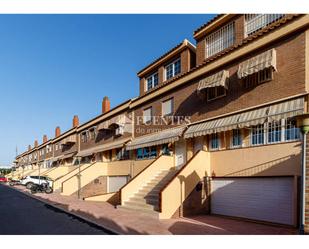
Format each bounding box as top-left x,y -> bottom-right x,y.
11,185 -> 297,235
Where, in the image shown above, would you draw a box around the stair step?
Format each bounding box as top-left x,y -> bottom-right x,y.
123,201 -> 158,211
117,205 -> 159,218
129,196 -> 159,205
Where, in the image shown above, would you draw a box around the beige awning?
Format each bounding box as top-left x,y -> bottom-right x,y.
237,48 -> 277,79
126,126 -> 186,150
61,135 -> 77,145
97,114 -> 128,131
197,70 -> 229,92
76,138 -> 130,157
268,97 -> 304,121
62,152 -> 77,160
238,106 -> 269,128
184,114 -> 241,138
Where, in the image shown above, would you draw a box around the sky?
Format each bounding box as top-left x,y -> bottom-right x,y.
0,14 -> 215,165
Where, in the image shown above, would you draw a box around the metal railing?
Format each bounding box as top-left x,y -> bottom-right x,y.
245,14 -> 285,36
205,21 -> 235,58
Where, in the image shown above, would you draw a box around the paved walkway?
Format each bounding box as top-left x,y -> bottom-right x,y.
10,185 -> 297,235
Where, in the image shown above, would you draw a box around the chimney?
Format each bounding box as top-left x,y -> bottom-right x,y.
34,140 -> 38,147
28,145 -> 31,151
55,126 -> 61,138
43,135 -> 48,143
73,115 -> 79,128
102,96 -> 110,114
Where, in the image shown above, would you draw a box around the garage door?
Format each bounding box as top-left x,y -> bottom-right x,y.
108,176 -> 128,193
211,177 -> 295,225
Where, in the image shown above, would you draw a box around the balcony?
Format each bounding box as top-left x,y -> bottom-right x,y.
245,14 -> 285,37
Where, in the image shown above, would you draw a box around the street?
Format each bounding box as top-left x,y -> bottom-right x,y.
0,184 -> 113,235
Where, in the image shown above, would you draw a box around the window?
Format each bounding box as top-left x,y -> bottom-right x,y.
231,129 -> 242,147
55,144 -> 58,151
268,121 -> 281,143
206,22 -> 235,58
116,149 -> 130,160
245,14 -> 284,36
165,58 -> 181,80
244,68 -> 273,89
207,86 -> 226,101
161,144 -> 171,156
162,98 -> 173,116
251,124 -> 265,145
210,133 -> 220,150
146,72 -> 159,91
136,146 -> 157,160
143,107 -> 152,124
89,127 -> 97,140
285,118 -> 300,141
81,132 -> 88,143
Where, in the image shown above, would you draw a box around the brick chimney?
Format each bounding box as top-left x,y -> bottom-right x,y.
43,135 -> 48,143
73,115 -> 79,128
55,126 -> 61,138
102,96 -> 110,114
34,140 -> 38,147
28,145 -> 31,151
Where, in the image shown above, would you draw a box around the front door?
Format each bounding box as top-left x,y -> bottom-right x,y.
175,138 -> 187,169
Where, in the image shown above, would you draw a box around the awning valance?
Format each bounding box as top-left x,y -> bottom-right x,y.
126,126 -> 186,150
76,138 -> 130,157
184,97 -> 304,138
197,70 -> 229,92
268,97 -> 304,121
61,135 -> 77,145
237,48 -> 277,79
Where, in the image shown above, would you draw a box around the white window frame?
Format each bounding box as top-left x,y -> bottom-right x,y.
162,98 -> 174,116
145,72 -> 159,92
143,107 -> 152,124
267,120 -> 282,144
164,58 -> 181,81
209,133 -> 220,151
284,118 -> 300,142
231,129 -> 242,148
250,124 -> 265,146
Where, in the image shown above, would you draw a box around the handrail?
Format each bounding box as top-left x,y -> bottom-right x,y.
61,162 -> 97,190
119,155 -> 171,202
159,150 -> 205,212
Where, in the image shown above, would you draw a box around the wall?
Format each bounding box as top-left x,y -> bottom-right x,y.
44,166 -> 76,180
133,31 -> 306,138
305,135 -> 309,233
210,141 -> 301,177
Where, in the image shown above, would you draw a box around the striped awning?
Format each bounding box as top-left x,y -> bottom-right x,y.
76,138 -> 130,157
61,135 -> 77,145
237,48 -> 277,79
268,97 -> 304,121
184,97 -> 304,138
184,114 -> 241,138
197,70 -> 229,92
126,126 -> 186,150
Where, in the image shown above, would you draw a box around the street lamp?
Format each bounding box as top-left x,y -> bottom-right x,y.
296,113 -> 309,235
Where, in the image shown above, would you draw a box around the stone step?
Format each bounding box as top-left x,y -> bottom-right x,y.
117,205 -> 159,218
123,200 -> 158,211
129,196 -> 159,206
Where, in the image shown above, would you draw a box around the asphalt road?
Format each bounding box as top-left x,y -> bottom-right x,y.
0,184 -> 113,235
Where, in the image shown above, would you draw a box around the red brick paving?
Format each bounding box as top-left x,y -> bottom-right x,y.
11,185 -> 297,235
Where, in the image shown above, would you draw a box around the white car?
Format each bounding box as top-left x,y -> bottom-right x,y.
20,176 -> 53,189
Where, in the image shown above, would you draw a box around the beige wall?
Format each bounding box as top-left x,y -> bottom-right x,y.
121,155 -> 174,205
44,166 -> 76,180
210,141 -> 301,177
160,151 -> 210,219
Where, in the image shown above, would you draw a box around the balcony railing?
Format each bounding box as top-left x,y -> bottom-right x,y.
205,21 -> 235,58
245,14 -> 285,36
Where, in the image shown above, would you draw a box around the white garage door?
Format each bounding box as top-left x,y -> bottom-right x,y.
211,177 -> 295,225
108,176 -> 128,193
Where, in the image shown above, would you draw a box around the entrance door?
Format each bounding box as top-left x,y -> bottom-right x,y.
175,138 -> 187,169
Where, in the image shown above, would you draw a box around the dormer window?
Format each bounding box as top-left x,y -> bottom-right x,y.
165,58 -> 181,80
146,72 -> 159,92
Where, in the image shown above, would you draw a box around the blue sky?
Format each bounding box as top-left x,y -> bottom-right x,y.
0,14 -> 215,165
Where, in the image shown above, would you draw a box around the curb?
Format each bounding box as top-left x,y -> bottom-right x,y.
4,184 -> 120,235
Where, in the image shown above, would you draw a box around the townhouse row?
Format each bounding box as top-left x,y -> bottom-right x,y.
9,14 -> 309,231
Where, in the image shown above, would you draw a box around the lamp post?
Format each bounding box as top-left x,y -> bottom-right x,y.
296,113 -> 309,234
76,156 -> 82,199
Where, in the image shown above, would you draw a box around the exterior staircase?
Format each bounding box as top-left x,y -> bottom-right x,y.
118,169 -> 178,217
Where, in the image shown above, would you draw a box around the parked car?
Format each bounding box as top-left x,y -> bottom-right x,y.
20,176 -> 53,189
0,176 -> 7,183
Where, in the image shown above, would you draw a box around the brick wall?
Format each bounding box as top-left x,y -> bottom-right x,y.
79,176 -> 108,199
133,32 -> 306,138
